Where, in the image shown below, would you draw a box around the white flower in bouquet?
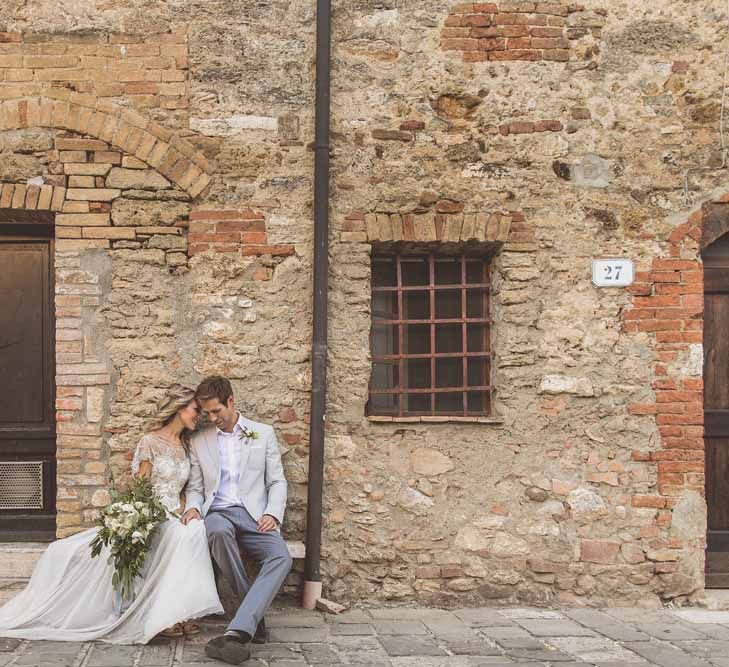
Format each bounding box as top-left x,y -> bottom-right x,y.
90,476 -> 169,601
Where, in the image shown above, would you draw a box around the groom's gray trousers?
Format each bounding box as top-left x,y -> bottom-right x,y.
205,506 -> 293,637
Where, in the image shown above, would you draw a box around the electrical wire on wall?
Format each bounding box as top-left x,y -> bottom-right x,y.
682,0 -> 729,207
720,0 -> 729,168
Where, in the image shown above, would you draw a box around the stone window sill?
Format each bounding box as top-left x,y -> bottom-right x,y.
366,415 -> 504,425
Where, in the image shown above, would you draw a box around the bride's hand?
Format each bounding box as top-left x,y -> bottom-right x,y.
181,508 -> 201,525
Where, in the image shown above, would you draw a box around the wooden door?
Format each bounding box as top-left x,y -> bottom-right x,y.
705,232 -> 729,586
0,230 -> 56,540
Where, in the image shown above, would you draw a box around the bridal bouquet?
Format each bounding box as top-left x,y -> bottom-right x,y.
90,476 -> 168,601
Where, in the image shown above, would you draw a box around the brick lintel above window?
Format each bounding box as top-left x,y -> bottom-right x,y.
341,211 -> 518,245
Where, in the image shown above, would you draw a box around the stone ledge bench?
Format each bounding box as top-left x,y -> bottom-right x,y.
284,540 -> 306,560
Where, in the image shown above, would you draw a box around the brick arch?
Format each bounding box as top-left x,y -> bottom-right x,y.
0,124 -> 192,252
697,201 -> 729,251
0,174 -> 187,252
662,193 -> 729,252
0,92 -> 213,199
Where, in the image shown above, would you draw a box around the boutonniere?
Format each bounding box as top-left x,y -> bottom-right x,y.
239,425 -> 259,441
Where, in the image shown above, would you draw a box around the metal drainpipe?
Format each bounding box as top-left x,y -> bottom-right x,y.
302,0 -> 331,610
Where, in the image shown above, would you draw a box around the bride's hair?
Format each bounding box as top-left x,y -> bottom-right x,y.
147,384 -> 197,454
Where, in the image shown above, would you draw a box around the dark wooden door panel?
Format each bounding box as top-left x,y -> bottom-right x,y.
0,237 -> 55,540
707,411 -> 729,438
705,234 -> 729,584
705,293 -> 729,412
707,437 -> 729,541
706,552 -> 729,587
0,245 -> 49,426
705,267 -> 729,293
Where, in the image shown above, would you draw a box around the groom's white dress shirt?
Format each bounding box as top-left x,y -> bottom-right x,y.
210,413 -> 245,511
186,412 -> 287,523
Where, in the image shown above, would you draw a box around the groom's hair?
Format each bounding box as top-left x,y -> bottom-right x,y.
195,375 -> 233,405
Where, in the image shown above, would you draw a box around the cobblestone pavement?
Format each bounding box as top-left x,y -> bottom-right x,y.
5,605 -> 729,666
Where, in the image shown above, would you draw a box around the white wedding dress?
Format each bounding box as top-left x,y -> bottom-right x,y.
0,434 -> 223,644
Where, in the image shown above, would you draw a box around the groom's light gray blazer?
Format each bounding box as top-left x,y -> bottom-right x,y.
185,417 -> 287,524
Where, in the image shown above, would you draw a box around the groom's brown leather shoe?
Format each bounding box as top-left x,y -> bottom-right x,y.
205,634 -> 251,665
252,618 -> 267,644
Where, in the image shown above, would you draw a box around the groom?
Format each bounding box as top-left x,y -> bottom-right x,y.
183,375 -> 292,665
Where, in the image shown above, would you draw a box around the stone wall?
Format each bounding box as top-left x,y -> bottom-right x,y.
0,0 -> 726,607
322,0 -> 723,607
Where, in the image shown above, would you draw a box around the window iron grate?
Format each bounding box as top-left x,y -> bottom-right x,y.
0,461 -> 44,510
368,252 -> 492,418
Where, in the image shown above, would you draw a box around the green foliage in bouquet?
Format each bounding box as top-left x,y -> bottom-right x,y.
90,475 -> 168,601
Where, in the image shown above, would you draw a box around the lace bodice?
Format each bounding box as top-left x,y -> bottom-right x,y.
131,434 -> 190,513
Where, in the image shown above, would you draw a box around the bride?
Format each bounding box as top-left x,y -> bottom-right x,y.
0,386 -> 223,644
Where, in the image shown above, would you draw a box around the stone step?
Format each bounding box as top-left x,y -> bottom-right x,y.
0,543 -> 48,579
0,578 -> 27,606
286,540 -> 306,560
703,589 -> 729,610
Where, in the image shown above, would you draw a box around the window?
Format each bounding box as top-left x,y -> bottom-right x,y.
367,252 -> 492,418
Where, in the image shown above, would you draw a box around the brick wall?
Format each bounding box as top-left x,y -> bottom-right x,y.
440,2 -> 603,63
1,134 -> 192,254
621,210 -> 706,573
54,247 -> 112,536
0,31 -> 188,123
188,209 -> 295,258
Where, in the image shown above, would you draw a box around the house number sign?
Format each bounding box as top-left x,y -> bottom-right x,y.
591,259 -> 634,287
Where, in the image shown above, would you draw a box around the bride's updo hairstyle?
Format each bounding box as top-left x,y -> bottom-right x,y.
148,384 -> 197,453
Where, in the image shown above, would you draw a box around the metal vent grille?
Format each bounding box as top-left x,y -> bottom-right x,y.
0,462 -> 43,510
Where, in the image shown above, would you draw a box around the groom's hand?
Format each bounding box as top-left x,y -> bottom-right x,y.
182,508 -> 201,525
257,514 -> 279,532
